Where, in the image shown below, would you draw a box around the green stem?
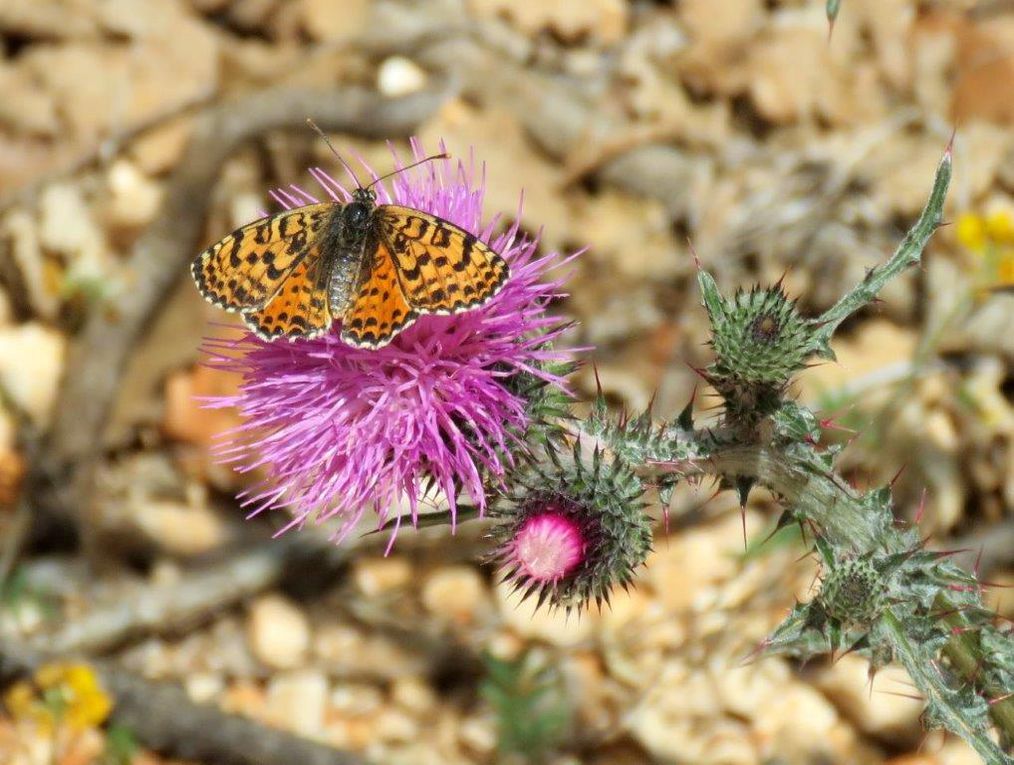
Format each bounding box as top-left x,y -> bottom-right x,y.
882,608 -> 1013,765
809,139 -> 953,357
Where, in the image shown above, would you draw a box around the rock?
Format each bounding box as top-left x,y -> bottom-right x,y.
0,62 -> 59,135
266,670 -> 328,736
104,159 -> 163,232
469,0 -> 628,45
0,210 -> 59,321
0,323 -> 65,426
185,671 -> 224,703
753,683 -> 851,761
247,594 -> 310,670
679,0 -> 761,45
134,499 -> 227,556
353,556 -> 412,597
162,364 -> 245,450
797,320 -> 917,406
815,655 -> 924,741
646,512 -> 751,613
220,680 -> 266,718
0,0 -> 98,39
377,56 -> 428,98
375,708 -> 420,743
421,565 -> 488,624
129,115 -> 194,176
495,579 -> 597,645
22,16 -> 217,143
458,714 -> 497,757
570,190 -> 683,281
300,0 -> 369,42
329,682 -> 384,715
390,677 -> 436,715
314,623 -> 424,680
39,182 -> 106,263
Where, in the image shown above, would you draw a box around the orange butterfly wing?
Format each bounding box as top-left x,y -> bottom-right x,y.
339,236 -> 418,349
241,248 -> 333,340
376,206 -> 509,314
191,204 -> 333,312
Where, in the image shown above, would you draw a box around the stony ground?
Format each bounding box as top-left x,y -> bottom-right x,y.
0,0 -> 1012,763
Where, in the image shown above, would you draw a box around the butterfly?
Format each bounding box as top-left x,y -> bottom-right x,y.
191,159 -> 509,349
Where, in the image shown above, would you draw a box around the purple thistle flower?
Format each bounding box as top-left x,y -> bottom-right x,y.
202,141 -> 575,546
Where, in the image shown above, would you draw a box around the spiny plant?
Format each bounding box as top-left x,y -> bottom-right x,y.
480,650 -> 572,765
204,140 -> 1012,761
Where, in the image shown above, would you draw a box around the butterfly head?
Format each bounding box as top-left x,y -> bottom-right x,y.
343,187 -> 377,230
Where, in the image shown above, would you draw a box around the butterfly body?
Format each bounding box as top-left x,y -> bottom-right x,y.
192,187 -> 509,348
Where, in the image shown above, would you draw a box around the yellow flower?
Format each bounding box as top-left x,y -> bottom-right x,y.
3,662 -> 112,734
985,210 -> 1014,245
956,212 -> 987,252
997,250 -> 1014,288
36,662 -> 112,731
3,679 -> 56,734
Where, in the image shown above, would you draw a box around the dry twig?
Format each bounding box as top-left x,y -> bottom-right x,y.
0,641 -> 365,765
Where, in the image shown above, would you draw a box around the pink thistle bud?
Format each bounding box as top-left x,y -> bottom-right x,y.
510,510 -> 585,583
488,445 -> 652,611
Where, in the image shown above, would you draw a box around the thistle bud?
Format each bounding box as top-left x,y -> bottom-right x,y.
698,272 -> 812,422
488,443 -> 652,611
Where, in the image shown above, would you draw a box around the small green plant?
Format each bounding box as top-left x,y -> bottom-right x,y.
480,650 -> 572,764
101,723 -> 140,765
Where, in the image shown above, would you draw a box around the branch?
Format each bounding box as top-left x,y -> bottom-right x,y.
0,642 -> 365,765
31,533 -> 347,655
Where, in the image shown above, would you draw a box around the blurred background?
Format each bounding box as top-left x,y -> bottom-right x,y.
0,0 -> 1012,763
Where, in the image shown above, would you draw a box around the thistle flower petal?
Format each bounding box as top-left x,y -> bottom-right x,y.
202,140 -> 576,543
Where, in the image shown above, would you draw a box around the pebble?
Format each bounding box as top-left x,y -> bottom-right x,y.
247,594 -> 310,670
0,323 -> 65,426
390,676 -> 436,714
0,211 -> 58,321
39,182 -> 105,260
300,0 -> 369,42
495,579 -> 596,645
105,159 -> 163,230
647,512 -> 750,613
375,708 -> 420,743
129,115 -> 193,176
421,565 -> 488,624
377,56 -> 428,98
330,683 -> 384,715
816,655 -> 923,741
353,556 -> 412,597
185,671 -> 225,703
134,499 -> 226,556
266,669 -> 328,736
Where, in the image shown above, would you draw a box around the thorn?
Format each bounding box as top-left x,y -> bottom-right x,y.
819,417 -> 856,435
989,691 -> 1013,706
889,464 -> 907,489
973,546 -> 984,579
945,126 -> 956,160
914,488 -> 928,525
593,363 -> 603,398
686,362 -> 712,382
950,624 -> 982,636
877,690 -> 926,702
686,236 -> 702,270
678,385 -> 697,430
774,266 -> 791,291
740,638 -> 771,666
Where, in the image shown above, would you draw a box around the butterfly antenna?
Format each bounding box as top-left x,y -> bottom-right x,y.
306,117 -> 363,189
366,153 -> 450,190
